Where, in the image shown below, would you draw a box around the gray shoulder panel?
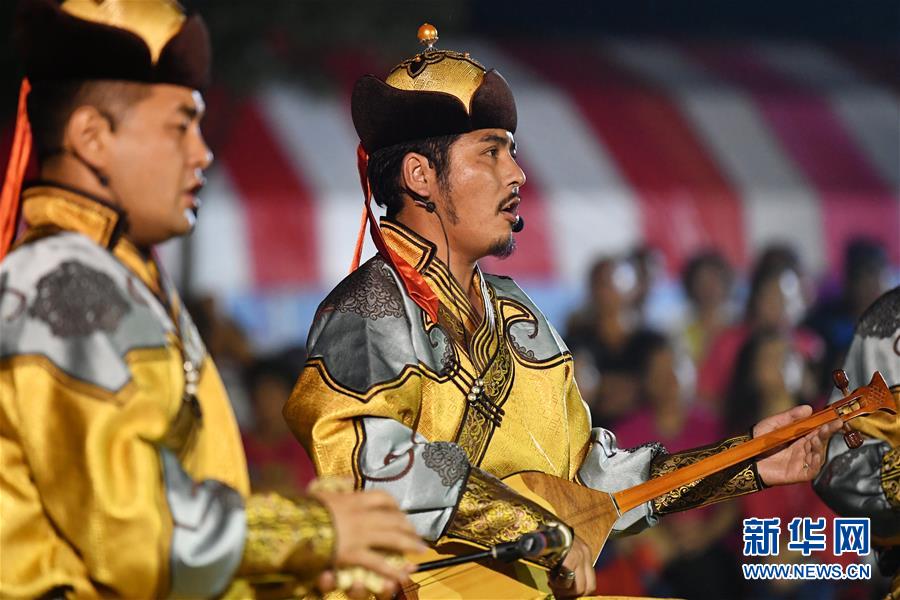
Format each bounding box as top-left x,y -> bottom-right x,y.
857,286 -> 900,340
0,233 -> 173,393
483,273 -> 570,362
306,257 -> 449,395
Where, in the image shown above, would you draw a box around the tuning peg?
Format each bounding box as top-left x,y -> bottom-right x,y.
832,369 -> 850,396
843,427 -> 864,449
832,370 -> 864,449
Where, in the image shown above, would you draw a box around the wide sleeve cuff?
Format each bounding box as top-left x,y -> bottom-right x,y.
650,434 -> 762,515
239,493 -> 335,582
443,468 -> 570,568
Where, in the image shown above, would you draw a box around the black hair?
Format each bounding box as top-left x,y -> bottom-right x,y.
745,245 -> 803,323
26,80 -> 151,162
366,133 -> 460,218
724,327 -> 785,434
623,329 -> 671,377
844,237 -> 887,283
681,250 -> 733,305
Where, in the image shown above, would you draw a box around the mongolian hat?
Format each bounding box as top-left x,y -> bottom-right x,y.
350,25 -> 518,323
1,0 -> 212,260
15,0 -> 211,89
351,23 -> 517,154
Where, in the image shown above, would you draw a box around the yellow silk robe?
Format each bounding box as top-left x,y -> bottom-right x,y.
286,220 -> 761,569
1,186 -> 332,599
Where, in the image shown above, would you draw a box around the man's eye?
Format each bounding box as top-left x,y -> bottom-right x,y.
487,147 -> 498,157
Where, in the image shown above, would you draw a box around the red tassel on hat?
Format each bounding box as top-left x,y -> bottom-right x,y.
352,143 -> 439,323
0,79 -> 32,261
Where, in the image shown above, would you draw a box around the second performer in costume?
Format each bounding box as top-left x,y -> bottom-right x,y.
286,26 -> 839,598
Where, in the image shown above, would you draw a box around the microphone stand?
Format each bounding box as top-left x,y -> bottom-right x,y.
414,526 -> 567,573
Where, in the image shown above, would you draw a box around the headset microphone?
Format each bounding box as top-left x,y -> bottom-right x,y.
406,187 -> 436,213
512,215 -> 524,233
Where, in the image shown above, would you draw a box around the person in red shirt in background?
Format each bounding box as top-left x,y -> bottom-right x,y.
727,329 -> 861,599
698,245 -> 823,412
607,331 -> 743,599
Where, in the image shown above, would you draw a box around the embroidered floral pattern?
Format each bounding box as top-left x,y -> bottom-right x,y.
29,261 -> 130,337
240,493 -> 335,580
321,258 -> 404,320
423,442 -> 470,487
440,336 -> 457,376
445,469 -> 565,569
858,288 -> 900,339
649,434 -> 761,515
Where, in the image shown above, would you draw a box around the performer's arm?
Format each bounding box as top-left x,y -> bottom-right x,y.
0,251 -> 350,598
287,369 -> 568,568
570,376 -> 761,533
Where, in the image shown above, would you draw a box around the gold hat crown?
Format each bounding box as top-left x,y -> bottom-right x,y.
385,23 -> 486,114
61,0 -> 186,63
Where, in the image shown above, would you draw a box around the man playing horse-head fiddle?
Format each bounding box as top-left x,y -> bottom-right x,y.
286,25 -> 841,598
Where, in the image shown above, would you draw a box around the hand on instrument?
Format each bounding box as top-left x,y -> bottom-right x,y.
549,535 -> 595,599
754,405 -> 842,486
313,487 -> 426,598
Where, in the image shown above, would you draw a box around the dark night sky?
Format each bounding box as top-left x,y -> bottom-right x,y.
1,0 -> 897,115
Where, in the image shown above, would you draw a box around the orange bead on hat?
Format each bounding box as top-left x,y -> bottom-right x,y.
417,22 -> 439,48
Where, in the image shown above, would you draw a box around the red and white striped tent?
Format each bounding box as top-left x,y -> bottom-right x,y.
16,40 -> 900,346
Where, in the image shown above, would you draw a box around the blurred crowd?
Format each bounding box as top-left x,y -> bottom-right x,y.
566,237 -> 894,600
187,235 -> 895,600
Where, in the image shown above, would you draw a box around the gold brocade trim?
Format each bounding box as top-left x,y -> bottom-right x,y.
882,446 -> 900,509
438,302 -> 469,351
380,219 -> 435,272
239,493 -> 335,582
456,408 -> 491,465
426,261 -> 479,326
386,49 -> 485,113
444,469 -> 564,569
18,187 -> 170,302
453,286 -> 514,465
379,220 -> 519,465
381,218 -> 480,328
650,434 -> 762,515
22,187 -> 122,248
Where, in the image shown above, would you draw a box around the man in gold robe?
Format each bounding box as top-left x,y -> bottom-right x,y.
286,26 -> 840,598
0,2 -> 421,598
814,286 -> 900,597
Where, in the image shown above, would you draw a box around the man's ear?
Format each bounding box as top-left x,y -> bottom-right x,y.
62,105 -> 114,171
400,152 -> 435,199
